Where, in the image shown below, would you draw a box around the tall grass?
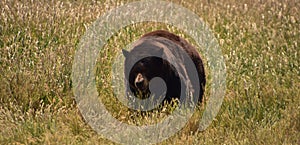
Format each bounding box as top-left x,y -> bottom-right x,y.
0,0 -> 299,144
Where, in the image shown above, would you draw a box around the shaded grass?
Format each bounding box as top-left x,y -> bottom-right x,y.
0,0 -> 299,144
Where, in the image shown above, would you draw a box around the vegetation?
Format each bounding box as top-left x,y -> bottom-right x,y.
0,0 -> 299,144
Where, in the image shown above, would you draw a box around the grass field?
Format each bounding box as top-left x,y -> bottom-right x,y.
0,0 -> 299,144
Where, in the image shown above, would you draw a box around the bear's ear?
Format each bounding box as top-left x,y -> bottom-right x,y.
122,49 -> 130,58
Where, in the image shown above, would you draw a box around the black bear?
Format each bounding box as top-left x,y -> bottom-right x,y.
122,30 -> 206,109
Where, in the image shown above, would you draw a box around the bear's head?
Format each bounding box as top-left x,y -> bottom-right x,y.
122,46 -> 166,99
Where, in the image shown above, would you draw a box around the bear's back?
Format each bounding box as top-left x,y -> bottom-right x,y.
141,30 -> 201,64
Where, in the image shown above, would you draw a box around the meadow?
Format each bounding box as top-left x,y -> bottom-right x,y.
0,0 -> 299,144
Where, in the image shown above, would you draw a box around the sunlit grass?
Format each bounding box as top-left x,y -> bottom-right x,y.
0,0 -> 299,144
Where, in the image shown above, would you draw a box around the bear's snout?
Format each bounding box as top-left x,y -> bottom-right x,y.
134,73 -> 148,91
